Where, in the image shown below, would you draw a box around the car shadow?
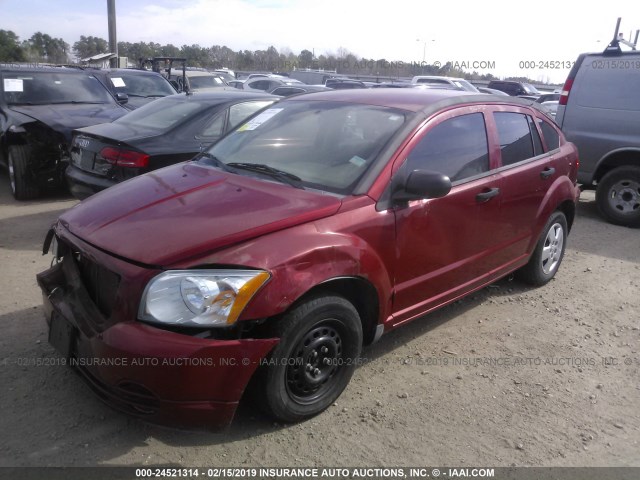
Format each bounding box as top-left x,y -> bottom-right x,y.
0,289 -> 456,460
0,208 -> 72,252
1,276 -> 527,467
571,190 -> 639,264
0,173 -> 75,207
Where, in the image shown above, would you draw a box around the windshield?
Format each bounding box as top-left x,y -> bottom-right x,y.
2,71 -> 115,105
523,83 -> 541,95
452,79 -> 479,92
108,73 -> 175,97
189,75 -> 226,89
202,100 -> 409,194
114,95 -> 211,131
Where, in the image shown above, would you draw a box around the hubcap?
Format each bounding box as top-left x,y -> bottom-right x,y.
608,179 -> 640,215
286,324 -> 342,403
8,155 -> 16,193
541,222 -> 564,275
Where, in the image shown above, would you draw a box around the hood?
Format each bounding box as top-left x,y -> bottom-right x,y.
122,96 -> 156,110
60,162 -> 342,266
10,103 -> 127,142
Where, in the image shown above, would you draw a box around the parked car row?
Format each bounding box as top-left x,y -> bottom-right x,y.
66,91 -> 277,198
0,66 -> 130,199
3,53 -> 638,230
0,64 -> 279,200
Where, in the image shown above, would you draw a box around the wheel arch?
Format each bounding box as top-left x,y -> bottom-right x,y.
251,275 -> 381,347
556,199 -> 576,233
279,276 -> 381,346
593,148 -> 640,184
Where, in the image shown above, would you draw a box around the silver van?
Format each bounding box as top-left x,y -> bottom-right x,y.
555,43 -> 640,227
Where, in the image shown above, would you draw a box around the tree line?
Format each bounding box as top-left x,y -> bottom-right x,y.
0,29 -> 504,81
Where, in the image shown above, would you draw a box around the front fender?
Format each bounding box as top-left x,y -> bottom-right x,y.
175,199 -> 396,325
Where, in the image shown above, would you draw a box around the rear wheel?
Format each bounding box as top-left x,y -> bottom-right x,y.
596,166 -> 640,227
517,211 -> 567,286
258,295 -> 362,423
8,145 -> 39,200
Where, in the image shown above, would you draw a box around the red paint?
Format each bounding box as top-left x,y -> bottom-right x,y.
39,90 -> 580,428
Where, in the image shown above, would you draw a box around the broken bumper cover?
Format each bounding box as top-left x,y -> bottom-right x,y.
37,259 -> 278,429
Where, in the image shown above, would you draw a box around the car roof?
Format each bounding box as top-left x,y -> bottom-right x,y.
181,70 -> 220,77
0,65 -> 92,74
412,75 -> 465,80
284,88 -> 543,114
160,91 -> 277,102
106,68 -> 164,76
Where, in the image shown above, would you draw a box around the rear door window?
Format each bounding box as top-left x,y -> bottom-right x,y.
494,112 -> 535,166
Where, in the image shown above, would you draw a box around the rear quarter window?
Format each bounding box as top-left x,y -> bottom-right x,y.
537,118 -> 560,151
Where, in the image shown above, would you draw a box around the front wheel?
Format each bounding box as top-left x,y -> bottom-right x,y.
8,145 -> 39,200
517,211 -> 568,286
596,166 -> 640,227
258,295 -> 363,423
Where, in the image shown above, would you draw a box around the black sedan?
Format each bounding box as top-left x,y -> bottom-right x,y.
66,91 -> 277,199
1,65 -> 128,200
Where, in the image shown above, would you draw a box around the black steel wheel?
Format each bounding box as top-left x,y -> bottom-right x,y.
596,166 -> 640,227
259,295 -> 362,423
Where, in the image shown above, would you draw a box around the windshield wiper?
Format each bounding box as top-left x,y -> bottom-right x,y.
226,162 -> 304,189
46,101 -> 106,105
196,152 -> 230,171
125,94 -> 165,98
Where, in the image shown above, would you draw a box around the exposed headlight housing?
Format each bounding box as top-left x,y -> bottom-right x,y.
139,270 -> 270,327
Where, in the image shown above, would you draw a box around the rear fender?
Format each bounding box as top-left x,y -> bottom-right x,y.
528,176 -> 579,252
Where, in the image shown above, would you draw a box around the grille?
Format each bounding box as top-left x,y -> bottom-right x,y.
76,253 -> 120,318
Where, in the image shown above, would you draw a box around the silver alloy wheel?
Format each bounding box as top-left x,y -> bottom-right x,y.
8,153 -> 16,194
541,222 -> 564,275
607,178 -> 640,214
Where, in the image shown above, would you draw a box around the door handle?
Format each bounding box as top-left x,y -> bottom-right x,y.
476,187 -> 500,203
540,167 -> 556,179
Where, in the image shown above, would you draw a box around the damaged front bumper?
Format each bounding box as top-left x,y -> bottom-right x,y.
36,229 -> 278,429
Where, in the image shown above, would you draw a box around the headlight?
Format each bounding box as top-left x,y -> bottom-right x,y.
139,269 -> 270,327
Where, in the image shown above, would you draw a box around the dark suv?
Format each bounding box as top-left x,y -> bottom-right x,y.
487,80 -> 541,97
89,68 -> 177,110
0,66 -> 128,199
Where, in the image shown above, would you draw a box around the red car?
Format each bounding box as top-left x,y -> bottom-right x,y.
37,89 -> 580,428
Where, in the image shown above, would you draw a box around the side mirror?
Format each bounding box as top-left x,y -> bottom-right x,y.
393,169 -> 452,203
115,92 -> 128,105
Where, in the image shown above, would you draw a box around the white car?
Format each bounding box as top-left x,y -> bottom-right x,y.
167,70 -> 228,92
410,75 -> 480,92
243,76 -> 304,92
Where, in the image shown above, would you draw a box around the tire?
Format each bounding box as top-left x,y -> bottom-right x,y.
517,211 -> 568,286
8,145 -> 39,200
258,295 -> 363,423
596,166 -> 640,227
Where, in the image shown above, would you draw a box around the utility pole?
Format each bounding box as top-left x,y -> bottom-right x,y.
107,0 -> 118,67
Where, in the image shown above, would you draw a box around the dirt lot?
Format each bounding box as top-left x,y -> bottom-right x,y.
0,174 -> 638,469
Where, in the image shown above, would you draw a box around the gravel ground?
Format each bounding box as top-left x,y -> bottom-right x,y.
0,173 -> 638,469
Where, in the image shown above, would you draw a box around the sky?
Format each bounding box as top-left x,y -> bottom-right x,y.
2,0 -> 640,84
